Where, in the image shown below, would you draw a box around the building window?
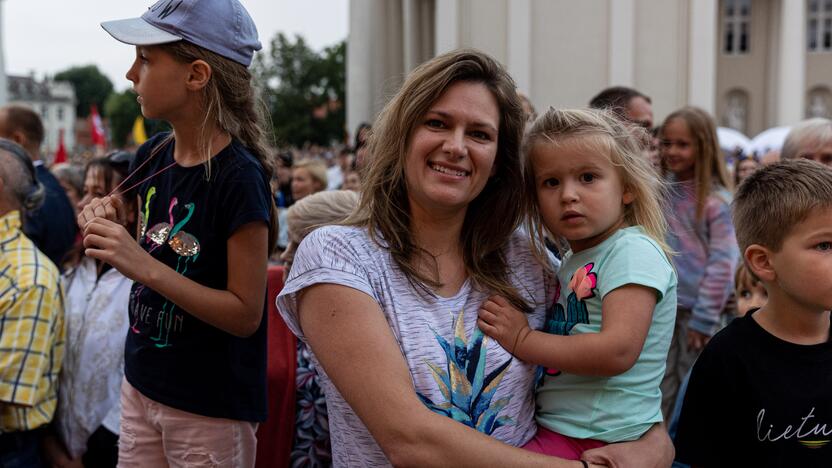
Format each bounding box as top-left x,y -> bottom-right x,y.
723,0 -> 751,54
41,106 -> 48,119
57,107 -> 64,121
808,0 -> 832,51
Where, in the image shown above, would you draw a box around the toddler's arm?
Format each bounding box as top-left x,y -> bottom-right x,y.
478,284 -> 656,376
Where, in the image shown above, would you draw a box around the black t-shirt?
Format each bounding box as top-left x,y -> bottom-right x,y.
124,133 -> 271,421
675,309 -> 832,467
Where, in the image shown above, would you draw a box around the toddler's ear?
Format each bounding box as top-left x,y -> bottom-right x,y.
744,244 -> 775,283
622,190 -> 634,205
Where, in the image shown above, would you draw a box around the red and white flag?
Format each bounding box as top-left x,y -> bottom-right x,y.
89,105 -> 106,148
53,129 -> 67,164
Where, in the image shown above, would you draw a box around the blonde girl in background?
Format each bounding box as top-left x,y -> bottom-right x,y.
79,0 -> 277,465
477,108 -> 677,459
279,190 -> 359,466
658,107 -> 739,416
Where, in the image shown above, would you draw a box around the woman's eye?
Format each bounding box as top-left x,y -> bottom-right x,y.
579,173 -> 595,183
470,131 -> 490,140
426,119 -> 445,129
816,241 -> 832,251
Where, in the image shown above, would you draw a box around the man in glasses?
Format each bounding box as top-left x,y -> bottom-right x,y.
0,105 -> 77,269
590,86 -> 655,132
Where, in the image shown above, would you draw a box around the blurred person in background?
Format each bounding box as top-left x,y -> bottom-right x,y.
353,122 -> 371,168
51,163 -> 85,216
781,117 -> 832,166
589,86 -> 654,131
279,190 -> 359,465
327,147 -> 354,190
42,154 -> 135,468
291,159 -> 327,202
0,105 -> 77,268
274,152 -> 295,209
341,169 -> 362,192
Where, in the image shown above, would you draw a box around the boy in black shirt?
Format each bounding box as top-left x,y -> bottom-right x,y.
675,159 -> 832,467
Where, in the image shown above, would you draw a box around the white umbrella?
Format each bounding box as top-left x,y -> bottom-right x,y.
748,126 -> 792,156
716,127 -> 751,155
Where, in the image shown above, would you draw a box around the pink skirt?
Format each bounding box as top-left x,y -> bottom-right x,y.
523,425 -> 607,460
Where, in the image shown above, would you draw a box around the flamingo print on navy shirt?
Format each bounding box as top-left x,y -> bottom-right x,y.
130,187 -> 201,348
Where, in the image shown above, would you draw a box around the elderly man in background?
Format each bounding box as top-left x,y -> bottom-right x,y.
0,139 -> 65,468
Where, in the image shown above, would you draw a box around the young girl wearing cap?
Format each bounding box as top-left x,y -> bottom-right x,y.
79,1 -> 276,466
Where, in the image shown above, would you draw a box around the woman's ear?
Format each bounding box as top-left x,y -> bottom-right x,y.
185,60 -> 212,92
745,244 -> 775,283
622,189 -> 634,205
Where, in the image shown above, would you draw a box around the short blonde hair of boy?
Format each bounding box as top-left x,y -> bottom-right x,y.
524,107 -> 672,260
733,159 -> 832,254
292,158 -> 328,192
283,190 -> 360,274
781,118 -> 832,160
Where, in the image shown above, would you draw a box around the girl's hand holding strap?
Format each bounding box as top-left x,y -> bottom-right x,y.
297,283 -> 587,467
83,211 -> 269,338
77,196 -> 127,229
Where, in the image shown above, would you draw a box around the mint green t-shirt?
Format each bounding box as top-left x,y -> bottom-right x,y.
536,226 -> 677,442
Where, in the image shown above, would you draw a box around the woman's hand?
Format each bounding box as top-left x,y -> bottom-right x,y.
686,329 -> 710,352
82,216 -> 153,283
477,295 -> 531,355
77,195 -> 126,229
581,423 -> 674,468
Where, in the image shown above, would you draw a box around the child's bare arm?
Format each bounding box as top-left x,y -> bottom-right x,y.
479,285 -> 656,376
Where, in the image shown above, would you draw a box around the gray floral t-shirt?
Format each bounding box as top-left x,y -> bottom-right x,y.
277,226 -> 555,467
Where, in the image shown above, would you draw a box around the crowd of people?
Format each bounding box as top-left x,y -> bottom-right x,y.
1,0 -> 831,467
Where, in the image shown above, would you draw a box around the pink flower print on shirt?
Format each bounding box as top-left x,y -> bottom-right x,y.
568,262 -> 597,300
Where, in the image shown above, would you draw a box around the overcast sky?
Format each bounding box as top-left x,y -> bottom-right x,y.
2,0 -> 348,90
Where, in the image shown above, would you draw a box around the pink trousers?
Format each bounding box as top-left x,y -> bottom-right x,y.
118,379 -> 257,468
523,426 -> 607,460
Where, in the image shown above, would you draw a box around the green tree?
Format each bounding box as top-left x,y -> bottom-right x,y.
55,65 -> 114,118
104,90 -> 169,148
253,34 -> 346,147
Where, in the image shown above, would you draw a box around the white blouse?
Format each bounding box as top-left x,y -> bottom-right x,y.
57,258 -> 132,458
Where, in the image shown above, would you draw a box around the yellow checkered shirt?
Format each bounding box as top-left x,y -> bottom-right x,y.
0,211 -> 64,432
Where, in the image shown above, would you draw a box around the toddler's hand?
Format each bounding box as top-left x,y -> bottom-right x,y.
478,295 -> 530,355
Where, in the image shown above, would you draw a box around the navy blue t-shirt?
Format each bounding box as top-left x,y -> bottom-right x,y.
25,164 -> 77,268
125,133 -> 270,421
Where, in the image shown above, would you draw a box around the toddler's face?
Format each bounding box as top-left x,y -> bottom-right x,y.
736,281 -> 767,317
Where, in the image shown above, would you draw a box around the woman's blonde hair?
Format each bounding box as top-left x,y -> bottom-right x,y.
282,190 -> 360,275
150,40 -> 278,251
524,107 -> 672,260
345,49 -> 529,310
292,158 -> 328,193
661,106 -> 732,221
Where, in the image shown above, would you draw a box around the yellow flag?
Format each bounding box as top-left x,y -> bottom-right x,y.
132,116 -> 148,145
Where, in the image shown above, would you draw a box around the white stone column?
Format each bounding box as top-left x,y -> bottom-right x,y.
0,0 -> 8,106
777,0 -> 806,125
347,0 -> 377,140
435,0 -> 459,54
609,0 -> 634,86
688,0 -> 717,114
507,0 -> 531,93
